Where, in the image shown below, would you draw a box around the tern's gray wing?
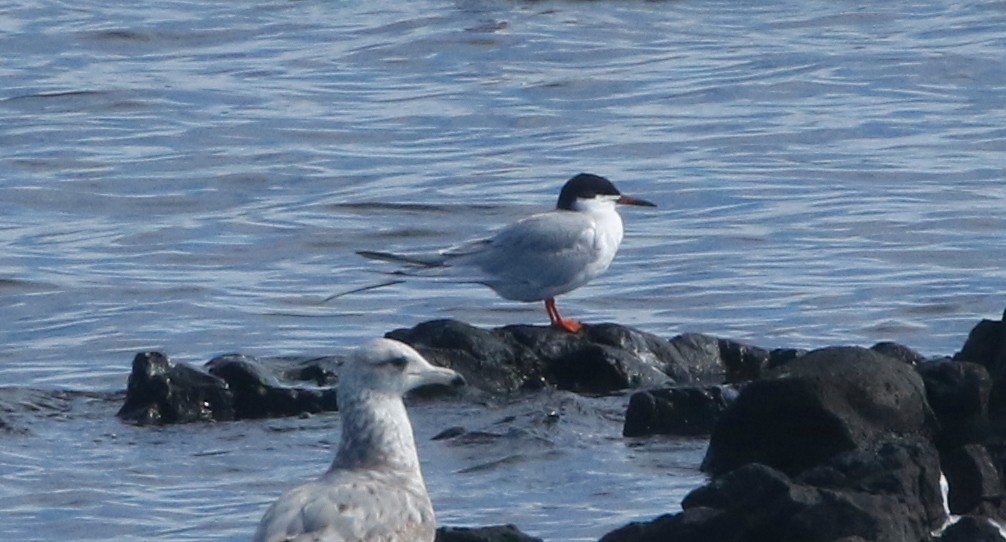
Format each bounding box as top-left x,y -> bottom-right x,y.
253,470 -> 435,542
445,211 -> 603,301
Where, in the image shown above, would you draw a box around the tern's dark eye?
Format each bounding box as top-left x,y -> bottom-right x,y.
387,356 -> 409,370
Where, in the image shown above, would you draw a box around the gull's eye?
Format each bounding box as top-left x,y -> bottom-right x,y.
387,356 -> 409,370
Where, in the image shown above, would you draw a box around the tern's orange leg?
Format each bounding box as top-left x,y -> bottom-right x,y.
544,297 -> 582,333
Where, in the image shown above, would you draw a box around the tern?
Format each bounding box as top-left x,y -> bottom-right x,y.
358,173 -> 656,333
253,338 -> 464,542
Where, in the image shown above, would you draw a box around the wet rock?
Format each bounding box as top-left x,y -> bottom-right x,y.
599,507 -> 741,542
622,385 -> 736,437
937,515 -> 1006,542
205,354 -> 339,419
117,352 -> 234,425
387,320 -> 684,394
387,321 -> 777,394
765,347 -> 809,370
117,350 -> 465,424
605,346 -> 948,542
942,444 -> 1006,520
870,341 -> 927,365
701,346 -> 936,476
605,441 -> 944,542
919,359 -> 992,450
436,524 -> 543,542
954,316 -> 1006,421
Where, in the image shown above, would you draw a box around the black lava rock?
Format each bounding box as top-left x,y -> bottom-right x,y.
606,441 -> 944,542
622,385 -> 736,437
954,317 -> 1006,421
941,444 -> 1006,520
206,354 -> 340,419
919,359 -> 992,450
937,515 -> 1006,542
386,320 -> 682,394
117,351 -> 234,425
701,346 -> 936,476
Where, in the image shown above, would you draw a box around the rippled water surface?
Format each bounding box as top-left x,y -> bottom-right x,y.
1,0 -> 1004,540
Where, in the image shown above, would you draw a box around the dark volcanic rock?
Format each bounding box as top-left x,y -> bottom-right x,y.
870,341 -> 927,365
605,346 -> 949,542
701,346 -> 936,476
206,354 -> 340,419
599,507 -> 741,542
919,359 -> 992,450
622,385 -> 736,437
937,515 -> 1006,542
387,320 -> 689,394
436,524 -> 543,542
954,316 -> 1006,420
117,352 -> 234,425
608,441 -> 944,542
117,352 -> 348,424
941,444 -> 1006,519
387,320 -> 538,393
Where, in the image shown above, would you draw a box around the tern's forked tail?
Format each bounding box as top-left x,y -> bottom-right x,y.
356,250 -> 449,268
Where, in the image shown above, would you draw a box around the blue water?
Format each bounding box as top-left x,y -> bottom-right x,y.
1,0 -> 1004,540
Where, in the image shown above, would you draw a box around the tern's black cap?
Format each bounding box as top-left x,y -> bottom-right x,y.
556,173 -> 620,210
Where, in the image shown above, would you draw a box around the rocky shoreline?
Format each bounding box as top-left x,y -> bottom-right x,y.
114,313 -> 1006,542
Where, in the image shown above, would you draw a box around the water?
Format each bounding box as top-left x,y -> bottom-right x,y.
1,0 -> 1004,539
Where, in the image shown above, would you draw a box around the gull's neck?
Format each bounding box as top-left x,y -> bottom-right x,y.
329,390 -> 422,476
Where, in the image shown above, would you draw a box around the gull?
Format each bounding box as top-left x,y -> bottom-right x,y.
253,338 -> 464,542
358,173 -> 655,333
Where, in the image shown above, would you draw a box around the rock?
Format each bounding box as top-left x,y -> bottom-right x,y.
436,524 -> 543,542
386,320 -> 686,394
796,440 -> 945,531
941,444 -> 1006,520
953,317 -> 1006,420
117,352 -> 234,425
870,341 -> 926,365
0,388 -> 76,434
765,347 -> 809,370
937,515 -> 1006,542
205,354 -> 339,419
598,507 -> 741,542
918,360 -> 991,450
663,333 -> 759,383
387,320 -> 539,393
117,349 -> 467,424
606,441 -> 944,542
622,385 -> 736,437
701,346 -> 936,476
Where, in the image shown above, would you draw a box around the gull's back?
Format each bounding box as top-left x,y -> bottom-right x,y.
253,469 -> 434,542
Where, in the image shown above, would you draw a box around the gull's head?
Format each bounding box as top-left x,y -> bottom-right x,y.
342,338 -> 464,397
556,173 -> 656,213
